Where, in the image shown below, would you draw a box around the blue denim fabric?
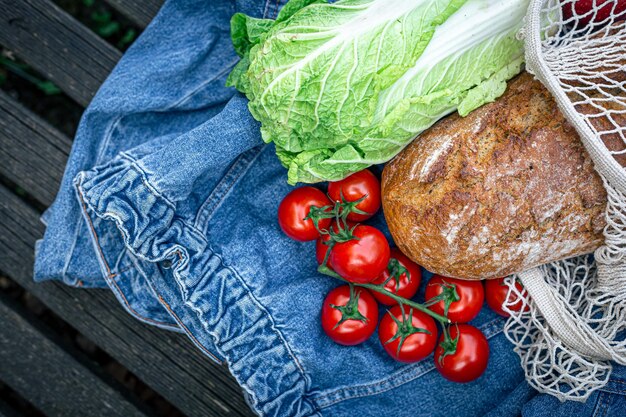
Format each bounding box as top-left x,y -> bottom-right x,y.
522,365 -> 626,417
33,0 -> 626,415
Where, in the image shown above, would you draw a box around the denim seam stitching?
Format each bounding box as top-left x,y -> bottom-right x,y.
592,391 -> 609,417
113,247 -> 132,272
108,272 -> 182,331
60,216 -> 82,285
77,157 -> 313,411
155,294 -> 222,362
174,244 -> 319,414
112,131 -> 314,411
313,371 -> 436,409
272,0 -> 281,18
119,152 -> 177,209
603,388 -> 626,394
311,318 -> 505,408
200,246 -> 311,382
97,116 -> 123,164
64,0 -> 256,279
125,254 -> 187,334
195,145 -> 266,230
171,58 -> 239,108
117,153 -> 210,243
601,379 -> 626,395
110,265 -> 134,278
263,0 -> 271,18
75,181 -> 181,330
607,380 -> 626,385
65,111 -> 123,277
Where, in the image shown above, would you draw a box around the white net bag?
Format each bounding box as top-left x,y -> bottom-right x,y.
504,0 -> 626,402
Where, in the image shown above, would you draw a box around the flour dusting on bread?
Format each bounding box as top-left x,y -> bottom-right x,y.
382,73 -> 607,279
416,134 -> 454,182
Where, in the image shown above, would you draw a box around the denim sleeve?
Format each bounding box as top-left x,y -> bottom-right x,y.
35,0 -> 268,329
35,1 -> 541,416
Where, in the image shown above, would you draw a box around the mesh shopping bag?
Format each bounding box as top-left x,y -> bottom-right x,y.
503,0 -> 626,402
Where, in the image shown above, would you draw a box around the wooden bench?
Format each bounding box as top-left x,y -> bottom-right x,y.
0,1 -> 254,415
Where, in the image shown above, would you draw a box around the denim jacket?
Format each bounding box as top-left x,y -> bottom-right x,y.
34,0 -> 626,415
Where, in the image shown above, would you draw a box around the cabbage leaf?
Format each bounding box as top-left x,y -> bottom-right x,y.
228,0 -> 529,184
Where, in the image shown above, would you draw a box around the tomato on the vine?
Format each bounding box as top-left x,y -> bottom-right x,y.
278,187 -> 331,241
321,285 -> 378,346
328,169 -> 381,222
434,324 -> 489,383
329,225 -> 390,284
484,278 -> 529,317
316,235 -> 332,266
315,221 -> 357,267
425,275 -> 484,323
378,305 -> 438,363
371,249 -> 421,305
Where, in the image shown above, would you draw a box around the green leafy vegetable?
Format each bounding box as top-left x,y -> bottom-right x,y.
228,0 -> 528,184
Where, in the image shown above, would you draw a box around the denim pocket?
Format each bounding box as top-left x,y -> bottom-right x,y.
194,145 -> 265,232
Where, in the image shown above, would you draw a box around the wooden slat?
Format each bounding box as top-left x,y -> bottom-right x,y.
0,90 -> 70,206
0,0 -> 121,106
0,2 -> 251,415
0,294 -> 149,417
104,0 -> 164,28
0,14 -> 251,415
0,398 -> 23,417
0,185 -> 254,417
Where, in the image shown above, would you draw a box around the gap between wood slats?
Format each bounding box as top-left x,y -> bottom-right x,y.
0,2 -> 254,415
0,184 -> 254,417
0,100 -> 252,417
0,396 -> 25,417
0,293 -> 150,417
0,0 -> 121,106
103,0 -> 164,28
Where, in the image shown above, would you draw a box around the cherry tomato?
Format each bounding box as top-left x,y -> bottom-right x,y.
484,278 -> 529,317
328,169 -> 381,222
434,324 -> 489,383
563,0 -> 626,26
278,187 -> 331,241
425,275 -> 484,323
315,221 -> 357,267
321,285 -> 378,346
329,225 -> 390,284
371,249 -> 421,305
378,305 -> 438,363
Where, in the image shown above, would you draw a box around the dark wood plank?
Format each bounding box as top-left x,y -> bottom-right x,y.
0,2 -> 251,414
0,186 -> 254,417
104,0 -> 164,28
0,294 -> 150,417
0,398 -> 23,417
0,0 -> 121,106
0,62 -> 252,417
0,90 -> 70,206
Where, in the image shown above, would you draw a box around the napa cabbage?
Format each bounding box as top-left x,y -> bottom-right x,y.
228,0 -> 529,184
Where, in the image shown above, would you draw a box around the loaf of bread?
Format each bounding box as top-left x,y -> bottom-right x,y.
382,73 -> 607,280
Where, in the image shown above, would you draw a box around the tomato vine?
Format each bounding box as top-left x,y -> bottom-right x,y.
308,197 -> 458,356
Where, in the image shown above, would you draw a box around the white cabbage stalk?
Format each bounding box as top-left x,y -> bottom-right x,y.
228,0 -> 529,184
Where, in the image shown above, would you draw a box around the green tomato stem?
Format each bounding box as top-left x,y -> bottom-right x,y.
317,265 -> 450,325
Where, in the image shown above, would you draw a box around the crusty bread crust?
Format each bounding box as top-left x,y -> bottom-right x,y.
382,73 -> 607,280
